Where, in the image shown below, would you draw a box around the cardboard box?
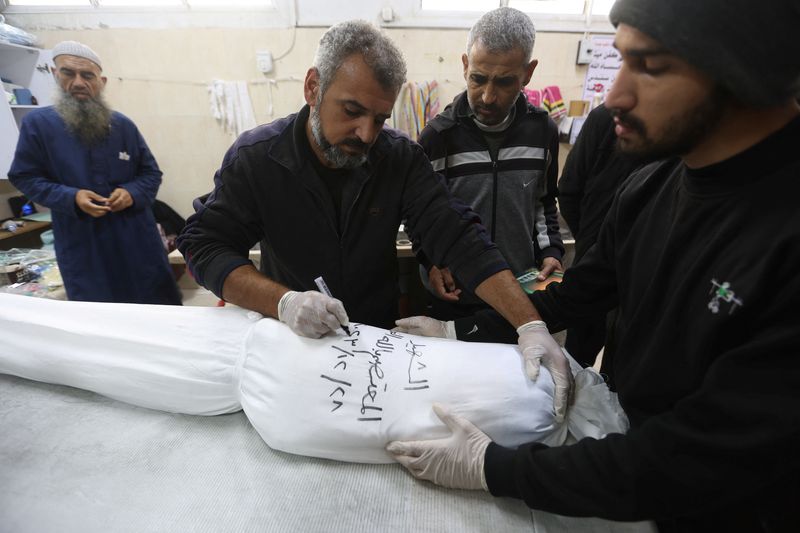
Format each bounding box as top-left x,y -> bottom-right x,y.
568,100 -> 589,117
0,264 -> 24,286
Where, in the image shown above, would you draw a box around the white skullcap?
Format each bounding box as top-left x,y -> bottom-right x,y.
52,41 -> 102,70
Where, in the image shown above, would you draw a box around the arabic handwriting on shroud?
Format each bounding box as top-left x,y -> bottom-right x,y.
320,327 -> 432,422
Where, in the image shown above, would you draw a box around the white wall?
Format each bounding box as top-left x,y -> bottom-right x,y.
2,9 -> 601,219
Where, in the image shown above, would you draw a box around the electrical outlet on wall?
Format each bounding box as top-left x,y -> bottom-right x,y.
256,50 -> 273,74
576,39 -> 593,65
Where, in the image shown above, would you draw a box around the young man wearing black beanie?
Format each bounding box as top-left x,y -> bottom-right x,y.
388,0 -> 800,531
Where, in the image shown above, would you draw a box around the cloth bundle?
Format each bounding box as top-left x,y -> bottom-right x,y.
208,80 -> 257,137
524,86 -> 567,123
0,294 -> 627,463
523,88 -> 542,108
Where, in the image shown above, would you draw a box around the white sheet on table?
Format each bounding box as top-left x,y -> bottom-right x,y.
0,293 -> 653,531
0,293 -> 626,459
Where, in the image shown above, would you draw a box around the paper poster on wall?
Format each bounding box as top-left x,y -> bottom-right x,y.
582,36 -> 622,104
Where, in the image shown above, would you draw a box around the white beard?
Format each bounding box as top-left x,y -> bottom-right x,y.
54,86 -> 113,145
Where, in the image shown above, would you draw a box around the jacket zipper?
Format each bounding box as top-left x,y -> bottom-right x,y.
466,121 -> 499,243
491,159 -> 498,243
338,167 -> 373,302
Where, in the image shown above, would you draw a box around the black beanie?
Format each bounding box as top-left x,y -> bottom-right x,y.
609,0 -> 800,107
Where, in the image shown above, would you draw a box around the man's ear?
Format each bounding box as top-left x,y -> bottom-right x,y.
461,53 -> 469,81
523,59 -> 538,86
101,75 -> 108,87
304,67 -> 320,107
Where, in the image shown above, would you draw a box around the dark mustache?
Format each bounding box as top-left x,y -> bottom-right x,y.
610,109 -> 646,135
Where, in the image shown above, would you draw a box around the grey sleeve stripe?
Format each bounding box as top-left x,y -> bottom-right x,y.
446,150 -> 492,168
534,203 -> 551,249
498,146 -> 547,161
435,147 -> 545,171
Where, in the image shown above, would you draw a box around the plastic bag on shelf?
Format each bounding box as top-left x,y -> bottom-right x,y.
0,15 -> 40,47
0,248 -> 63,297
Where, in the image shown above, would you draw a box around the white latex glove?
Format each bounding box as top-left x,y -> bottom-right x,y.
517,320 -> 574,424
386,403 -> 491,490
277,290 -> 349,338
394,316 -> 456,339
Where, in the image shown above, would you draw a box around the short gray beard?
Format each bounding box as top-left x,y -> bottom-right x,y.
54,87 -> 113,145
309,93 -> 368,169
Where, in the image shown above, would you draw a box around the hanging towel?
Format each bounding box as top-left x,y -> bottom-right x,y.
541,85 -> 567,123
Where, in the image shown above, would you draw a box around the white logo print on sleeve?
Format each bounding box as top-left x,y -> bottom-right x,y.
708,279 -> 743,315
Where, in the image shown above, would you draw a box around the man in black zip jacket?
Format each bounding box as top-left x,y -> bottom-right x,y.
388,0 -> 800,530
177,20 -> 573,417
557,103 -> 642,372
412,7 -> 564,321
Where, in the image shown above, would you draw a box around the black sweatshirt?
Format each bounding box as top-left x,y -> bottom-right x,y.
483,116 -> 800,531
558,104 -> 641,264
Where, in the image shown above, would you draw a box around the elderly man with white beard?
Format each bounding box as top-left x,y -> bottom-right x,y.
9,41 -> 181,305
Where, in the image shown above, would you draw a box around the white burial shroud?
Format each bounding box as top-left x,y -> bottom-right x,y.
0,293 -> 627,463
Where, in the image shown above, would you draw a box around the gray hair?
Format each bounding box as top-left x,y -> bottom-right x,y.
467,7 -> 536,62
313,20 -> 407,96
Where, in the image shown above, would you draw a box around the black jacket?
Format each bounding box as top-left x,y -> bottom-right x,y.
178,106 -> 507,328
557,104 -> 642,367
558,104 -> 641,264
